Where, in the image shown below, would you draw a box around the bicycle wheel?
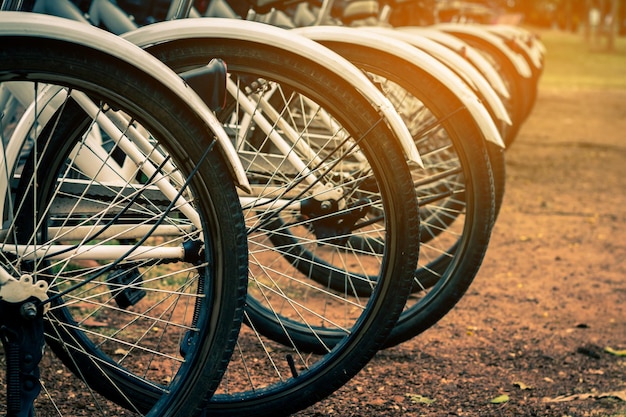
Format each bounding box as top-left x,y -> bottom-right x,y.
304,40 -> 496,347
0,29 -> 247,416
144,37 -> 420,416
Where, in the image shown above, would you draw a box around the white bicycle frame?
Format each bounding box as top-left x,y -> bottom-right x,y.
2,11 -> 425,264
21,2 -> 426,206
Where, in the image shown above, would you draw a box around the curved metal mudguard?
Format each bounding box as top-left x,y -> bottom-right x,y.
483,25 -> 543,70
362,26 -> 511,127
0,11 -> 251,192
293,25 -> 505,148
122,18 -> 423,167
398,26 -> 510,100
433,23 -> 533,78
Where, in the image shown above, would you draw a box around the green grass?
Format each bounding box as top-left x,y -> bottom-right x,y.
532,28 -> 626,90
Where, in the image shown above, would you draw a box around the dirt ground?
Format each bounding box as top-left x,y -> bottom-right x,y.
293,88 -> 626,417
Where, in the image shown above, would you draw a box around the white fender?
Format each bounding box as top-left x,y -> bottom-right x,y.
486,24 -> 546,56
293,26 -> 505,148
362,26 -> 512,127
398,27 -> 510,100
122,18 -> 423,167
0,12 -> 251,192
433,23 -> 533,79
484,25 -> 544,70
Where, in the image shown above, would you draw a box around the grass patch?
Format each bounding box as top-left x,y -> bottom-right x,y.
532,28 -> 626,90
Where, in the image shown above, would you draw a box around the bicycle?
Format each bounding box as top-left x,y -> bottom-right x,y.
287,24 -> 499,348
0,11 -> 249,416
125,15 -> 423,416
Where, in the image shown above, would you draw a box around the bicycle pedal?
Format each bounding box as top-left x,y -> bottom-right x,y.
106,267 -> 146,309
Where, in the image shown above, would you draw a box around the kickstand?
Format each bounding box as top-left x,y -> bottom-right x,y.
0,298 -> 45,417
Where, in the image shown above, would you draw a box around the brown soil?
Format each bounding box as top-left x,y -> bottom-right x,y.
293,89 -> 626,417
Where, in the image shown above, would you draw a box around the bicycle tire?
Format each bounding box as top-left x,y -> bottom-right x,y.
0,35 -> 247,416
306,41 -> 496,347
144,37 -> 420,416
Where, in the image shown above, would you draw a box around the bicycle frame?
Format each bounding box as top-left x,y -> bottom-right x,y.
3,20 -> 417,222
11,0 -> 426,232
2,8 -> 425,268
